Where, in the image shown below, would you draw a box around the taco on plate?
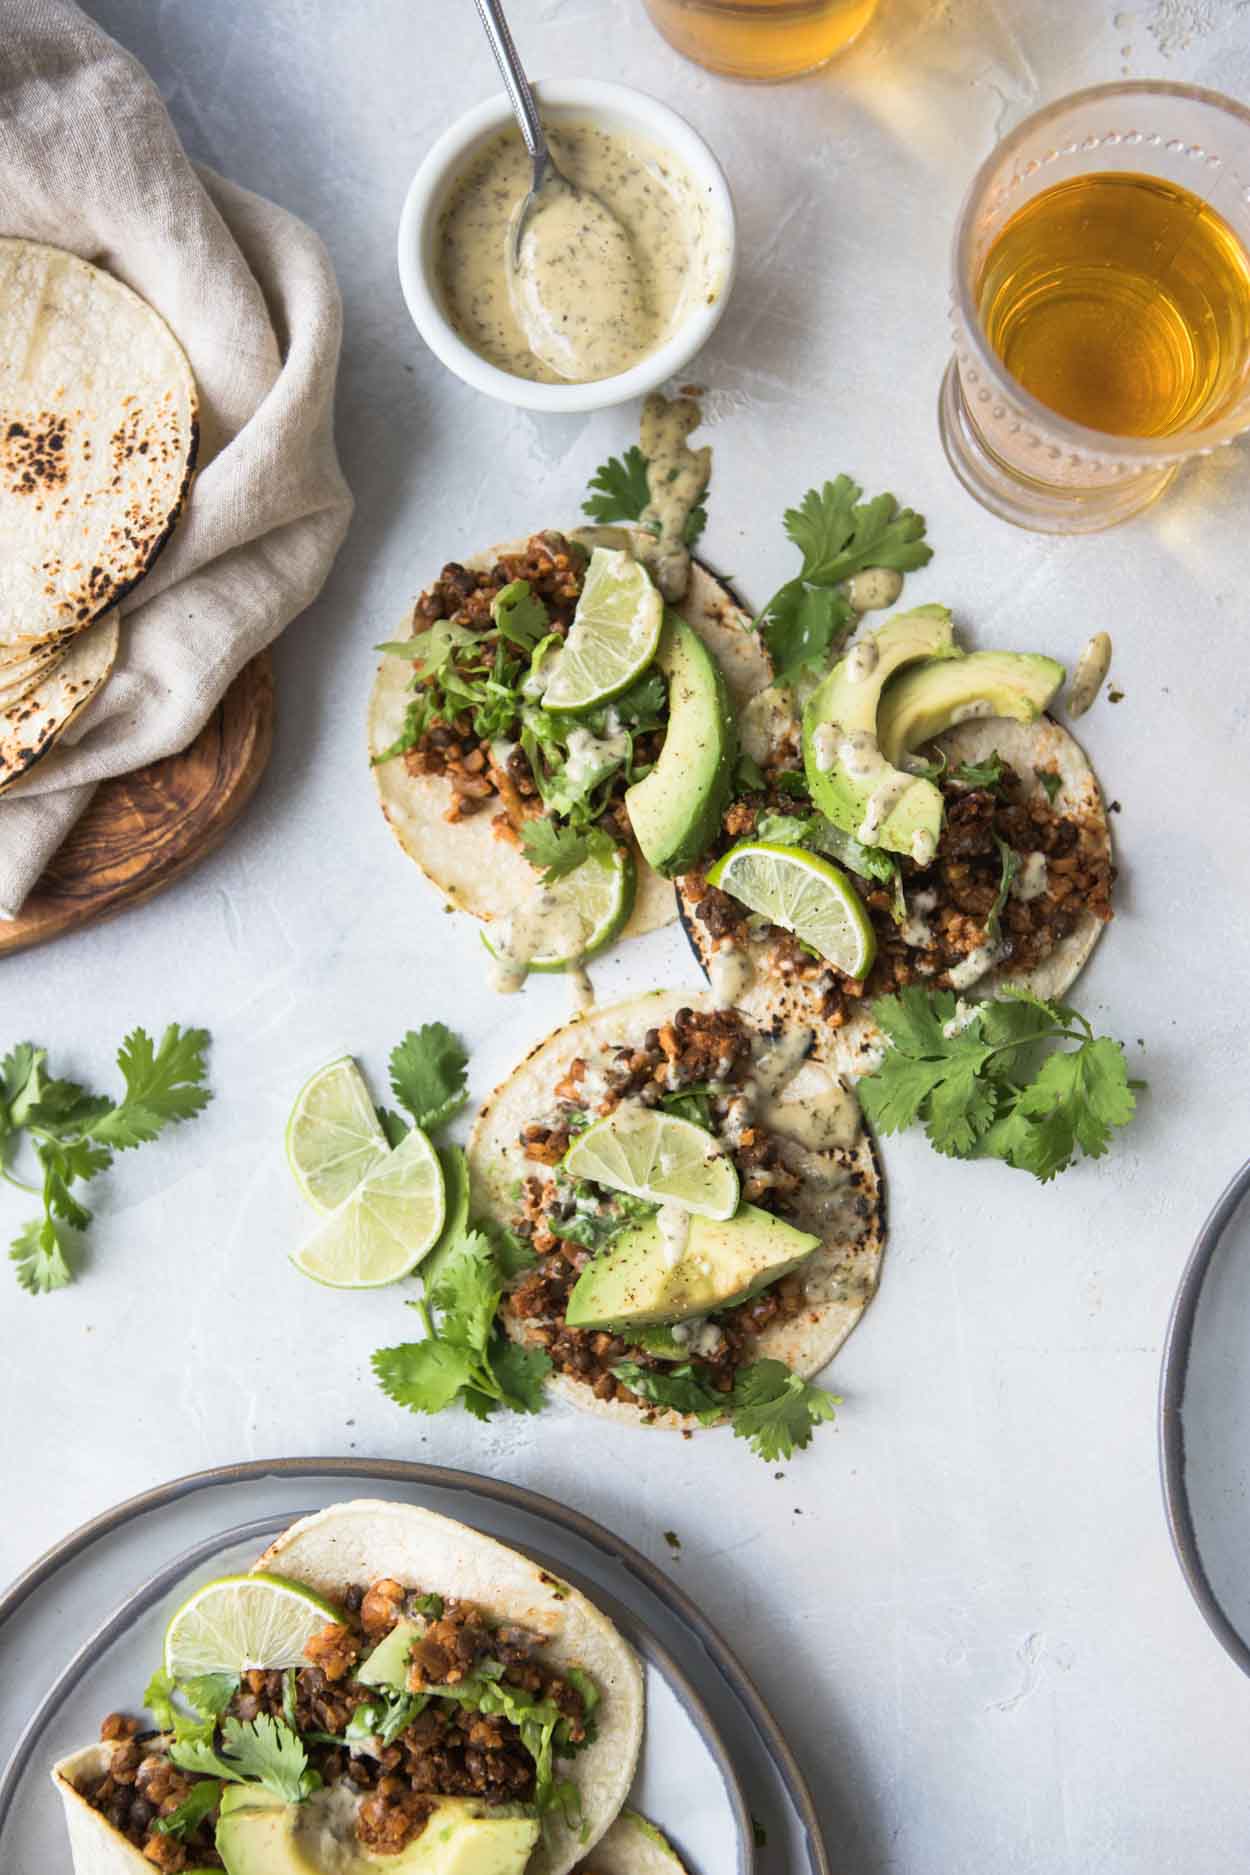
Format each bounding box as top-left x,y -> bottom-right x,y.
675,606 -> 1114,1075
468,990 -> 884,1438
54,1499 -> 643,1875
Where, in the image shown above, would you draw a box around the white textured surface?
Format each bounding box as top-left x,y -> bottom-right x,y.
4,2 -> 1250,1870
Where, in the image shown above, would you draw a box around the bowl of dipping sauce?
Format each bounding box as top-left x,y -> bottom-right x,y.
398,79 -> 736,412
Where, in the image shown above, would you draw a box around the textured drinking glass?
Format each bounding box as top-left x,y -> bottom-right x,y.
642,0 -> 879,82
940,83 -> 1250,534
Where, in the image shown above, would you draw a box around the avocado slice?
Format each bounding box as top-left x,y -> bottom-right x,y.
356,1617 -> 421,1691
876,650 -> 1065,767
565,1203 -> 820,1330
625,611 -> 735,878
802,605 -> 959,864
216,1785 -> 538,1875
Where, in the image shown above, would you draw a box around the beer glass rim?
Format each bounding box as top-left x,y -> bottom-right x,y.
950,80 -> 1250,468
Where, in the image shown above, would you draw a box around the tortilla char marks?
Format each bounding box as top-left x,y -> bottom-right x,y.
2,411 -> 72,496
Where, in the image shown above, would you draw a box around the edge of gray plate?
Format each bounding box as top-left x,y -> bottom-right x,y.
1158,1156 -> 1250,1677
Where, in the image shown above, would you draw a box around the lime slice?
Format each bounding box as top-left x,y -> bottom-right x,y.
485,843 -> 635,977
542,547 -> 662,713
163,1572 -> 340,1680
707,841 -> 876,980
291,1123 -> 444,1288
286,1056 -> 389,1212
564,1106 -> 739,1220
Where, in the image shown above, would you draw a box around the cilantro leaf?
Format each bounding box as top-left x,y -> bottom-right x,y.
374,1228 -> 551,1424
734,751 -> 766,795
582,446 -> 651,524
758,477 -> 931,684
429,1231 -> 500,1354
88,1026 -> 211,1149
783,479 -> 932,587
611,1361 -> 726,1418
373,1338 -> 477,1415
582,446 -> 707,548
172,1715 -> 318,1804
659,1084 -> 713,1130
950,750 -> 1008,793
859,985 -> 1137,1179
728,1360 -> 838,1461
9,1217 -> 73,1293
388,1024 -> 468,1132
520,819 -> 591,883
184,1673 -> 240,1720
143,1667 -> 180,1733
758,580 -> 849,689
1,1044 -> 43,1133
152,1778 -> 223,1840
492,580 -> 550,651
1038,768 -> 1062,804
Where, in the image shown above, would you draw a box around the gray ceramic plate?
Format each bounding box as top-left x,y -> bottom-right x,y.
0,1461 -> 829,1873
1159,1159 -> 1250,1675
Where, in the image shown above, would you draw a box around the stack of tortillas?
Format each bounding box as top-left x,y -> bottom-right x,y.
0,237 -> 197,795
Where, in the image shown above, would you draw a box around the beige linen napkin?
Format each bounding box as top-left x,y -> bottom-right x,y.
0,0 -> 354,917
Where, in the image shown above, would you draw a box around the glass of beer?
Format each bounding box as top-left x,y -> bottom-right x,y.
940,83 -> 1250,533
642,0 -> 879,82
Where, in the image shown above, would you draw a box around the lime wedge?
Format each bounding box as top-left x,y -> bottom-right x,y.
542,547 -> 663,712
291,1123 -> 444,1288
286,1056 -> 389,1212
163,1572 -> 340,1680
707,841 -> 877,980
485,843 -> 634,978
563,1106 -> 739,1220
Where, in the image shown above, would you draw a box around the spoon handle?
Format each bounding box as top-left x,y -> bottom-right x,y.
472,0 -> 549,174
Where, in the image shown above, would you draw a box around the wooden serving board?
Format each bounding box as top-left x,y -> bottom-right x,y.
0,651 -> 275,957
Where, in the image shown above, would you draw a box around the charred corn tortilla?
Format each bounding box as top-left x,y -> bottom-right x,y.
468,990 -> 885,1433
55,1498 -> 643,1875
677,712 -> 1112,1080
0,610 -> 119,794
0,240 -> 197,665
368,532 -> 769,941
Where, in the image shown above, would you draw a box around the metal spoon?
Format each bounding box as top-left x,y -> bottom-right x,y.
471,0 -> 577,265
471,0 -> 645,380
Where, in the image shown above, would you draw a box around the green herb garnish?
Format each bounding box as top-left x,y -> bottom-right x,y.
613,1357 -> 838,1462
758,477 -> 931,685
373,1229 -> 551,1423
582,446 -> 708,547
3,1027 -> 211,1294
858,986 -> 1137,1180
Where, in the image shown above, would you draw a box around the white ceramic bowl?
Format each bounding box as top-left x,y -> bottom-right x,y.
397,79 -> 736,413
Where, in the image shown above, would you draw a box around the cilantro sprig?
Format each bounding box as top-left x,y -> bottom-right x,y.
373,1228 -> 552,1423
171,1714 -> 319,1804
613,1357 -> 838,1463
582,445 -> 708,548
519,820 -> 617,886
758,477 -> 932,685
858,986 -> 1138,1180
2,1027 -> 211,1294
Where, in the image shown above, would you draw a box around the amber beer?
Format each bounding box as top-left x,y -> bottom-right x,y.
643,0 -> 879,81
976,171 -> 1250,438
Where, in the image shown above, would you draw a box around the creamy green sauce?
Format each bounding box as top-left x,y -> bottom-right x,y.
437,119 -> 700,385
1068,630 -> 1112,718
638,393 -> 711,601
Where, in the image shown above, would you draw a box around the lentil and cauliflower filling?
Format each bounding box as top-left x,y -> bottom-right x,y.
80,1580 -> 592,1870
685,756 -> 1114,1025
504,1006 -> 877,1409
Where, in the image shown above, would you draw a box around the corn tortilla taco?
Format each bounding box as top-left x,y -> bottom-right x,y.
677,668 -> 1113,1079
468,990 -> 884,1435
54,1498 -> 643,1875
368,527 -> 769,955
